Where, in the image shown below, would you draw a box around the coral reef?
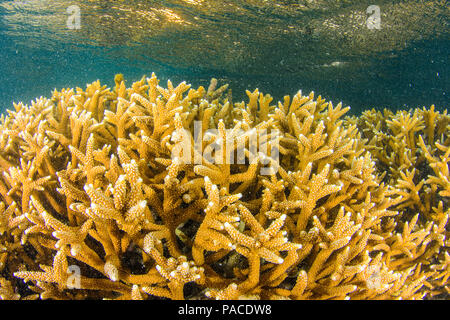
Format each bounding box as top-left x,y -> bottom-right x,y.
0,74 -> 448,300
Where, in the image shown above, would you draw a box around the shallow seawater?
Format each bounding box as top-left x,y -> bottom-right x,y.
0,1 -> 449,302
0,0 -> 448,114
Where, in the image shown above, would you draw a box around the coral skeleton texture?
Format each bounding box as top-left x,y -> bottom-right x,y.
0,74 -> 448,300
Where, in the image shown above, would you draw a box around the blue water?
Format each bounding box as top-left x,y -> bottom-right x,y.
0,1 -> 448,114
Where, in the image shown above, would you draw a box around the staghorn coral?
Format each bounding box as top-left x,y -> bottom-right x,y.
351,106 -> 450,298
0,74 -> 448,300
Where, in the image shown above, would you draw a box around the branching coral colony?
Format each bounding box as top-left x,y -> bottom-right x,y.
0,73 -> 448,300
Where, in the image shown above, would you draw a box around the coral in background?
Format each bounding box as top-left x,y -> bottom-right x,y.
350,107 -> 449,298
0,74 -> 448,300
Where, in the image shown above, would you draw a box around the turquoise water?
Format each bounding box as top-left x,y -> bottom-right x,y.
0,0 -> 448,114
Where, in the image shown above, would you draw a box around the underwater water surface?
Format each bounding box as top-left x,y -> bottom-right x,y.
0,0 -> 448,113
0,0 -> 450,302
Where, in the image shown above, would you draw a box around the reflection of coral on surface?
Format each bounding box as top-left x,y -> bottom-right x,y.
0,74 -> 448,300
